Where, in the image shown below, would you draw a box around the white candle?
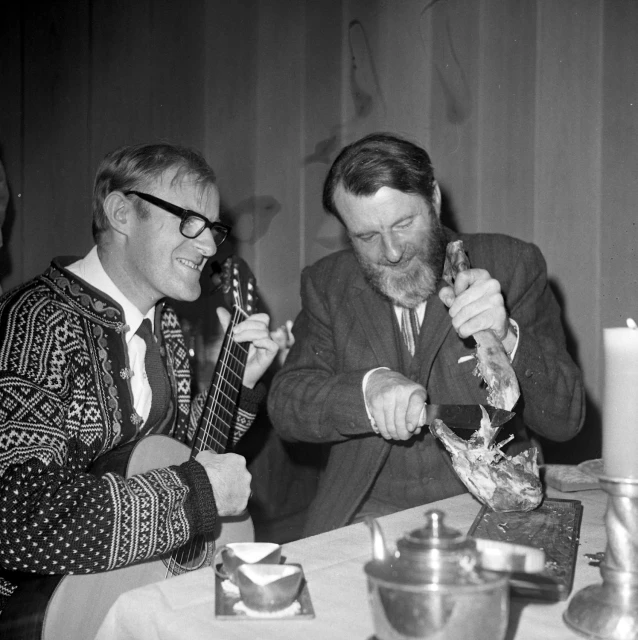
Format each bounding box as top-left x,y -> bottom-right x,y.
602,320 -> 638,478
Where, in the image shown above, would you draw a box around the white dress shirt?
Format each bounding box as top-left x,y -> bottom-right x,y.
67,246 -> 155,422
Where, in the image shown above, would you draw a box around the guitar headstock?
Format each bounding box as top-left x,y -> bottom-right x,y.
218,255 -> 257,316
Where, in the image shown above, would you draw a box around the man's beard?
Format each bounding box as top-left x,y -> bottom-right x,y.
354,219 -> 447,309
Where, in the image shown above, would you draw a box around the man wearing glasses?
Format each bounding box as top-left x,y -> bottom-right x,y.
0,143 -> 278,618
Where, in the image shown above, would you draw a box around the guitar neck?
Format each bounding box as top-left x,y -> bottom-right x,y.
193,306 -> 249,456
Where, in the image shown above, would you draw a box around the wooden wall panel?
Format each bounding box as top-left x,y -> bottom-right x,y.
375,2 -> 433,153
302,0 -> 344,269
143,0 -> 206,147
0,3 -> 25,292
342,0 -> 385,143
428,0 -> 481,233
477,1 -> 536,240
91,0 -> 206,163
90,0 -> 156,163
601,1 -> 638,329
252,0 -> 305,326
203,3 -> 258,208
22,3 -> 93,278
535,0 -> 603,459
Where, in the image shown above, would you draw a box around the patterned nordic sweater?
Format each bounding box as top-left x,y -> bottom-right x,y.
0,259 -> 262,611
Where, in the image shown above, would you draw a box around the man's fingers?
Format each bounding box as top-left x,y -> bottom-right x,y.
439,285 -> 455,308
406,391 -> 426,432
232,313 -> 272,342
216,306 -> 231,332
452,268 -> 490,295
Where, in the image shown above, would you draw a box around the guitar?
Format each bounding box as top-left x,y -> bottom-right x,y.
0,256 -> 258,640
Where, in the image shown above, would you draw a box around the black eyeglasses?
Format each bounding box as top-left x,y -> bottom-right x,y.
124,190 -> 231,244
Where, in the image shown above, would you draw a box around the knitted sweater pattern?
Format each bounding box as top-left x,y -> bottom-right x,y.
0,260 -> 252,609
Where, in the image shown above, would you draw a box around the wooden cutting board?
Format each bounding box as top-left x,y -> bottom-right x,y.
467,498 -> 583,600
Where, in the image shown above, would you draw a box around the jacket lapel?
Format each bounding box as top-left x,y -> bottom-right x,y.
350,276 -> 401,371
414,283 -> 453,381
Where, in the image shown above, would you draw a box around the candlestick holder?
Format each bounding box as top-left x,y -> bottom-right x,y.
564,476 -> 638,639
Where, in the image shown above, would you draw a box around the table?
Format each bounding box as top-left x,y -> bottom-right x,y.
94,487 -> 608,640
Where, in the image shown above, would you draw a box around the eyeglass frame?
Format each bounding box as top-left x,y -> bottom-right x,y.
124,190 -> 231,244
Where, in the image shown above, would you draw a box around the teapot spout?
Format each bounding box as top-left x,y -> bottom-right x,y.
365,516 -> 389,562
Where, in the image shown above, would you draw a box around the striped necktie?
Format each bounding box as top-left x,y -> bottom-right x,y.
400,307 -> 420,356
136,318 -> 171,430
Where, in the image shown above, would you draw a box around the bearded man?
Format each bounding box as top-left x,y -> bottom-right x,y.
267,132 -> 584,536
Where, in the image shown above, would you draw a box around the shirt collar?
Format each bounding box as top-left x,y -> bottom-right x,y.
66,246 -> 155,343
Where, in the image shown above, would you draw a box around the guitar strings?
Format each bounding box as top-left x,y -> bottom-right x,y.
165,275 -> 251,578
164,310 -> 246,579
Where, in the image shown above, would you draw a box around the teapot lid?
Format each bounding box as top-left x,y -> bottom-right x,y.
364,509 -> 484,586
399,509 -> 470,553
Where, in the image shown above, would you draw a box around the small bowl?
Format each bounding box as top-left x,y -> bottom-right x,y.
236,563 -> 303,612
214,542 -> 281,584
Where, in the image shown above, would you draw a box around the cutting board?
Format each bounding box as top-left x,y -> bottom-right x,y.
467,498 -> 583,600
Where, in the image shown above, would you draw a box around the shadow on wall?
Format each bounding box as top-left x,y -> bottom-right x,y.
541,279 -> 601,465
438,184 -> 460,232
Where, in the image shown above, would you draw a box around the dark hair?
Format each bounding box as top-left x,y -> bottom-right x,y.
92,142 -> 216,242
322,132 -> 436,221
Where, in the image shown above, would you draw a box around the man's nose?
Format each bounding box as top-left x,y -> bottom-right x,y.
194,227 -> 217,258
380,233 -> 404,264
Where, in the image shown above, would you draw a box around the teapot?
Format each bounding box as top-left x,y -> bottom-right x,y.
364,509 -> 509,640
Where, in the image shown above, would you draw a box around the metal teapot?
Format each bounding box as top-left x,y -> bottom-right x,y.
364,510 -> 509,640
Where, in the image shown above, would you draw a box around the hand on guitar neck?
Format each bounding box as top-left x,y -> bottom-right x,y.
195,450 -> 252,516
215,307 -> 279,389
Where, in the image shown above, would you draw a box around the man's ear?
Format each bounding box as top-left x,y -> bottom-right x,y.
103,191 -> 133,236
432,181 -> 442,218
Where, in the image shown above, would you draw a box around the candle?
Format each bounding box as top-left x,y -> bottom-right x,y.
602,319 -> 638,478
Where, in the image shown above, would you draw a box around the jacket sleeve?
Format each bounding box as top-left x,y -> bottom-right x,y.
268,266 -> 374,444
0,294 -> 216,581
500,240 -> 585,441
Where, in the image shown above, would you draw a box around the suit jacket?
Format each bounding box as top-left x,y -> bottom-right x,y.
268,230 -> 585,536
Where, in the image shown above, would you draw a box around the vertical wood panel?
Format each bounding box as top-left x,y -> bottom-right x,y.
478,0 -> 536,240
144,0 -> 206,147
189,2 -> 259,342
303,0 -> 344,269
342,0 -> 384,142
91,0 -> 206,164
204,2 -> 258,207
23,4 -> 93,278
375,2 -> 434,151
429,0 -> 480,233
253,0 -> 304,325
0,2 -> 25,291
536,0 -> 603,459
91,0 -> 155,161
601,1 -> 638,329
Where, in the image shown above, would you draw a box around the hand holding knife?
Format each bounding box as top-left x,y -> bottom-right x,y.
365,369 -> 515,439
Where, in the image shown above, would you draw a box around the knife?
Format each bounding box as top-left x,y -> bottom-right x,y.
418,404 -> 516,430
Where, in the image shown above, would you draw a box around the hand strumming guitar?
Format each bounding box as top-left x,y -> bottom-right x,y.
195,450 -> 252,516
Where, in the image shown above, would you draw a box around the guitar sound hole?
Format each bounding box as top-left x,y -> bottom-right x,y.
163,534 -> 210,575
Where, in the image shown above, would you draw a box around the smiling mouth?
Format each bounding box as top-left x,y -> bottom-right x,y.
177,258 -> 202,271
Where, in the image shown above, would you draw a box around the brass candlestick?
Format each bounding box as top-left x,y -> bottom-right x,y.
564,476 -> 638,639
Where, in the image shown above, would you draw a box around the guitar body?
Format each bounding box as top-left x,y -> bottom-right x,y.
4,435 -> 254,640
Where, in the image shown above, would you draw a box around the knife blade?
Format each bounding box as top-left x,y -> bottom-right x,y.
418,404 -> 516,430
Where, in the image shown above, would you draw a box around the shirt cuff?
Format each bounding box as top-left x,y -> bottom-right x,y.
506,318 -> 520,360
